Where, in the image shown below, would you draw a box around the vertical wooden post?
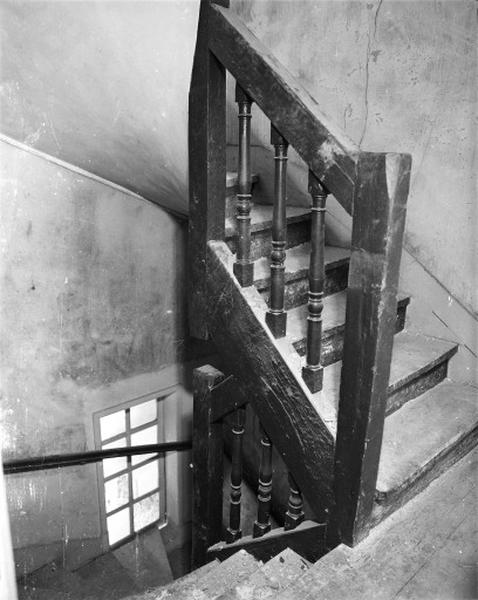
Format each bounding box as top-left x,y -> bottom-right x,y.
192,365 -> 226,567
329,152 -> 411,547
302,172 -> 328,393
284,473 -> 305,531
188,1 -> 228,339
265,125 -> 289,338
233,83 -> 254,287
253,428 -> 273,537
225,407 -> 245,543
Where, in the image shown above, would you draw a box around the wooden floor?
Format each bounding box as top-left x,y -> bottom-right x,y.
288,446 -> 477,599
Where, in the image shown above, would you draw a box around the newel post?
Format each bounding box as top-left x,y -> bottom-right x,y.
329,152 -> 411,547
192,365 -> 226,567
188,0 -> 229,339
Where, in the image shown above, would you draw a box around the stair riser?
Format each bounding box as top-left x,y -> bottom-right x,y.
227,218 -> 311,261
258,262 -> 349,308
292,301 -> 409,367
386,360 -> 448,416
371,424 -> 478,529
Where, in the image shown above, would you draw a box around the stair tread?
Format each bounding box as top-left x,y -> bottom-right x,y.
317,332 -> 459,432
219,548 -> 309,600
226,204 -> 310,237
376,381 -> 478,496
173,550 -> 261,600
254,243 -> 349,288
287,290 -> 409,343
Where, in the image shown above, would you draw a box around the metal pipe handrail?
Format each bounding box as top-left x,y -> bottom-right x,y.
2,441 -> 192,474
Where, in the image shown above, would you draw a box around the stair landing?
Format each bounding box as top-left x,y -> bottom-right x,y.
276,445 -> 478,599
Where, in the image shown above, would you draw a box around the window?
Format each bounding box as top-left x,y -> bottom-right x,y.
94,394 -> 167,547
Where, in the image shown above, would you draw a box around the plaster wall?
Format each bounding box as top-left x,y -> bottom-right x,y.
0,0 -> 200,215
227,0 -> 477,320
0,137 -> 194,572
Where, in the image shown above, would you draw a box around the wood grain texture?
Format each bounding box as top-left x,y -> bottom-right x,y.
276,448 -> 478,599
208,4 -> 358,213
206,240 -> 335,521
331,152 -> 412,546
188,1 -> 227,339
192,365 -> 227,567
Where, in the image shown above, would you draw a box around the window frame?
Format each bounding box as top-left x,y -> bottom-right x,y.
93,388 -> 173,549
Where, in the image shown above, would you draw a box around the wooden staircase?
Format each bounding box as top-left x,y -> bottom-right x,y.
222,196 -> 476,531
187,0 -> 477,580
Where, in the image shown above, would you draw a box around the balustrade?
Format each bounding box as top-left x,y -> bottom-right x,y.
302,172 -> 328,393
284,473 -> 305,531
265,125 -> 289,338
253,428 -> 273,537
225,407 -> 245,542
233,84 -> 254,287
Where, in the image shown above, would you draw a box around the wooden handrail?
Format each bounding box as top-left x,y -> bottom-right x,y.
208,2 -> 358,214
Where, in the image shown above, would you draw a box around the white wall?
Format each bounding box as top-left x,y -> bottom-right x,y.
0,137 -> 194,573
228,0 -> 476,318
0,0 -> 200,214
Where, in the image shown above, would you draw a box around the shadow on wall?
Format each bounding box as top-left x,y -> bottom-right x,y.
0,0 -> 201,215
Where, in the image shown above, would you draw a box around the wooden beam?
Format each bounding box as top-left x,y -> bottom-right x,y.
191,365 -> 227,567
330,152 -> 412,546
188,1 -> 227,339
208,4 -> 358,214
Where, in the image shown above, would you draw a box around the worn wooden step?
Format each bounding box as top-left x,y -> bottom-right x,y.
219,548 -> 310,600
371,381 -> 478,527
226,205 -> 311,261
159,549 -> 260,600
254,243 -> 350,307
288,291 -> 410,366
276,449 -> 478,600
124,559 -> 220,600
318,333 -> 459,431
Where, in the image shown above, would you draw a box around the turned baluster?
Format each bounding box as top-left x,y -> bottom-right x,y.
225,407 -> 245,543
265,125 -> 289,338
302,172 -> 328,393
233,84 -> 254,287
284,473 -> 305,530
253,427 -> 273,537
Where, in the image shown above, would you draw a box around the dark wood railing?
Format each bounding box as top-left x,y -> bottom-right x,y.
302,172 -> 328,393
233,84 -> 254,287
192,365 -> 325,566
265,125 -> 289,338
189,0 -> 411,552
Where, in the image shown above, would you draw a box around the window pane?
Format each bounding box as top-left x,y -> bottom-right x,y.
100,411 -> 125,441
102,438 -> 127,476
102,456 -> 127,478
132,461 -> 158,499
131,426 -> 157,466
107,508 -> 130,545
105,474 -> 129,513
133,493 -> 159,532
130,399 -> 157,429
